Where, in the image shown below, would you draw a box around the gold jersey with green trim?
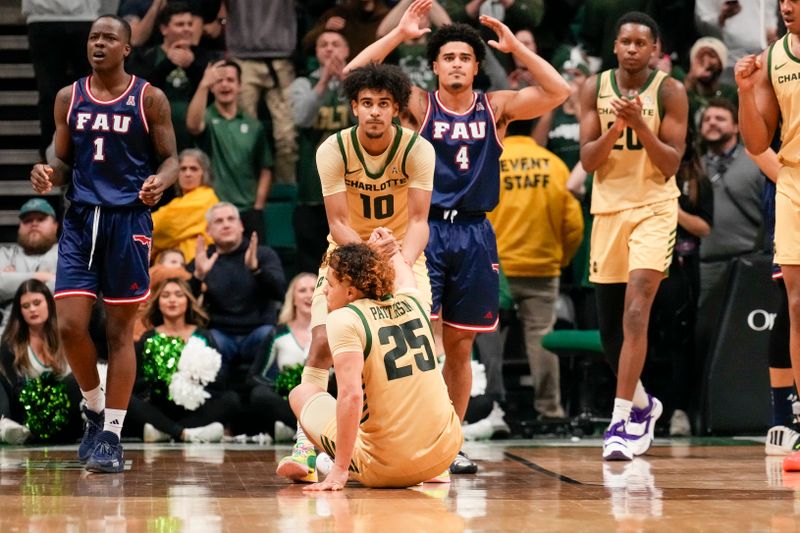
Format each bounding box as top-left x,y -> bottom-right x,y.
326,288 -> 462,471
316,124 -> 435,243
769,34 -> 800,168
592,68 -> 680,215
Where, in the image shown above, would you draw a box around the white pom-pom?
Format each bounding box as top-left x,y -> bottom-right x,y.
169,372 -> 210,411
177,337 -> 222,385
470,360 -> 487,397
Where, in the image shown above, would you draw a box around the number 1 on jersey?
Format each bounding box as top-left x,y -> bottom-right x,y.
93,137 -> 105,161
455,145 -> 470,170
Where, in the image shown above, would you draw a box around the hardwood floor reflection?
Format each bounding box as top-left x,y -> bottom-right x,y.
0,439 -> 798,531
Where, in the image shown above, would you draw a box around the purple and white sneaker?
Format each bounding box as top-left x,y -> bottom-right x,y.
603,420 -> 635,461
627,395 -> 663,456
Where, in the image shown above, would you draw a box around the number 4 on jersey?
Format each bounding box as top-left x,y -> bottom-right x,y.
455,145 -> 470,170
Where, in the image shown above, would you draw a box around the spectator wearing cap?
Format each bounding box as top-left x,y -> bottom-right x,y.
0,199 -> 59,332
685,36 -> 738,140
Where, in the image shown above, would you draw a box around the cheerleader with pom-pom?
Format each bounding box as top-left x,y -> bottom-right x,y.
0,280 -> 82,444
127,277 -> 240,443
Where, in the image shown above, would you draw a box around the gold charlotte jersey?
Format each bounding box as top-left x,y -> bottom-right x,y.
592,68 -> 680,214
326,288 -> 462,478
316,124 -> 435,243
770,34 -> 800,171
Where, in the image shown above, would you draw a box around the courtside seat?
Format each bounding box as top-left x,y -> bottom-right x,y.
541,329 -> 609,435
263,183 -> 298,276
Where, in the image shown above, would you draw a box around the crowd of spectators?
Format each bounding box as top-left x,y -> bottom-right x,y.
3,0 -> 783,444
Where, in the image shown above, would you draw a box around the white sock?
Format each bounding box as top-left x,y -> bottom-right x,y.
81,385 -> 105,414
633,381 -> 649,409
611,398 -> 633,426
103,408 -> 126,438
296,423 -> 308,445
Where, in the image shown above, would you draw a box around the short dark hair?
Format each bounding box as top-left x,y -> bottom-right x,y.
426,23 -> 486,67
220,59 -> 242,82
342,63 -> 411,111
93,14 -> 132,45
615,11 -> 659,42
703,97 -> 738,124
158,2 -> 194,28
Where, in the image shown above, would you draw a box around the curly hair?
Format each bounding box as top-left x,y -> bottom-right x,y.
342,63 -> 412,111
426,23 -> 486,67
326,244 -> 394,301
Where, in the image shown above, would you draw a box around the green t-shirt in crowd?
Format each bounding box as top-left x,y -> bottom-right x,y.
199,106 -> 273,211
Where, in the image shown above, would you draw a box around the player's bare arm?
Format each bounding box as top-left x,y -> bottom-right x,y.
401,187 -> 432,266
140,85 -> 178,206
482,16 -> 570,136
344,0 -> 432,128
613,77 -> 687,178
31,86 -> 74,194
746,146 -> 780,183
305,350 -> 364,492
736,49 -> 780,155
324,192 -> 365,246
579,74 -> 627,173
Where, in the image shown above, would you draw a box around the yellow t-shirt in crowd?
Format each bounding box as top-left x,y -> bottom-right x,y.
488,136 -> 584,277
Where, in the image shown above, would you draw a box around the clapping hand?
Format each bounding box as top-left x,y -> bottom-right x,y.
194,235 -> 219,281
245,231 -> 259,272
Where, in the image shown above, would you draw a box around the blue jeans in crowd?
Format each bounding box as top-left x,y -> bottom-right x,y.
211,324 -> 274,384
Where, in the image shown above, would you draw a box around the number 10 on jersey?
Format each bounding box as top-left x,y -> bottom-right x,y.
360,193 -> 395,220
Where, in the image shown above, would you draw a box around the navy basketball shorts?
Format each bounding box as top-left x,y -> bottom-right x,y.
425,216 -> 499,331
55,204 -> 152,305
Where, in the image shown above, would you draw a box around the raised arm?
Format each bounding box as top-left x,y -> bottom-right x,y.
482,16 -> 570,134
187,61 -> 224,136
612,77 -> 687,178
579,74 -> 624,173
736,50 -> 780,155
345,0 -> 432,73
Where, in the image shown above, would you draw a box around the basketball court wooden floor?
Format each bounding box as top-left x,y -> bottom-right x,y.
0,437 -> 797,531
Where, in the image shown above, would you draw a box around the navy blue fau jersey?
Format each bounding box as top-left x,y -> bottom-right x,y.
67,75 -> 157,207
418,91 -> 503,212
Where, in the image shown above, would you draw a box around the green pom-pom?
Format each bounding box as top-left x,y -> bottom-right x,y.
18,373 -> 71,441
142,334 -> 185,397
274,363 -> 304,398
